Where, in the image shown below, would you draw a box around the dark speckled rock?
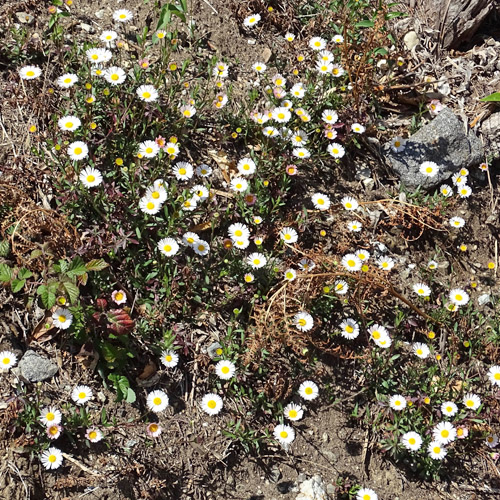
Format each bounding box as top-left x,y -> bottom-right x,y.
383,108 -> 483,189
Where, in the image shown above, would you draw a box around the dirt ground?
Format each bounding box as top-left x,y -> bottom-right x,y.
1,0 -> 500,499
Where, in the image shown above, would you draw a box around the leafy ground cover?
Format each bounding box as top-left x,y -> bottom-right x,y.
0,0 -> 499,499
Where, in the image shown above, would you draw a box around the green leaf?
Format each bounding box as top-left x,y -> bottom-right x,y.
101,407 -> 108,425
355,19 -> 375,28
11,279 -> 26,293
0,240 -> 9,257
126,387 -> 136,403
0,263 -> 13,282
63,281 -> 80,304
386,11 -> 407,20
481,92 -> 500,102
85,259 -> 109,272
67,256 -> 87,277
373,47 -> 389,56
18,268 -> 33,280
37,285 -> 56,309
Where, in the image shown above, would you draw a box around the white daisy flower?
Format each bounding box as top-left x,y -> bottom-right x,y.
243,13 -> 261,28
441,401 -> 458,417
201,393 -> 223,415
298,380 -> 319,401
274,424 -> 295,445
374,336 -> 392,348
390,136 -> 406,152
138,141 -> 160,158
173,162 -> 194,181
332,34 -> 344,44
368,324 -> 389,343
292,147 -> 311,159
419,161 -> 439,177
290,83 -> 305,98
228,223 -> 250,240
355,249 -> 370,261
71,385 -> 93,405
147,422 -> 162,437
100,30 -> 118,44
341,196 -> 358,210
290,130 -> 308,146
39,406 -> 62,426
263,126 -> 279,137
334,280 -> 348,295
449,288 -> 469,306
449,216 -> 465,228
284,403 -> 303,421
145,185 -> 168,203
413,342 -> 430,359
86,428 -> 103,443
193,240 -> 210,256
213,61 -> 229,78
68,141 -> 88,161
280,227 -> 298,244
486,434 -> 499,448
428,441 -> 447,460
252,62 -> 267,73
293,311 -> 314,332
298,258 -> 315,271
488,365 -> 500,387
158,238 -> 179,257
191,185 -> 209,202
19,65 -> 42,80
40,447 -> 63,470
215,359 -> 236,380
309,36 -> 326,51
0,350 -> 17,370
318,50 -> 334,62
230,177 -> 248,192
237,158 -> 256,176
428,260 -> 438,270
440,184 -> 453,197
311,192 -> 331,210
389,394 -> 407,411
165,142 -> 180,157
160,350 -> 179,368
433,421 -> 456,445
322,109 -> 338,124
182,232 -> 199,247
147,390 -> 169,413
79,167 -> 102,188
463,393 -> 481,410
413,283 -> 431,297
233,239 -> 250,250
57,73 -> 78,88
136,84 -> 159,102
331,64 -> 345,77
86,48 -> 112,64
285,32 -> 295,42
196,164 -> 212,177
327,142 -> 345,158
341,254 -> 362,272
113,9 -> 133,22
347,220 -> 362,232
401,431 -> 422,451
351,123 -> 365,134
180,104 -> 196,118
103,66 -> 126,85
52,308 -> 73,329
272,107 -> 291,123
356,488 -> 377,500
377,257 -> 395,271
58,116 -> 81,132
139,197 -> 162,215
340,318 -> 360,339
451,172 -> 467,186
247,252 -> 267,269
316,61 -> 333,74
284,269 -> 297,281
458,185 -> 472,198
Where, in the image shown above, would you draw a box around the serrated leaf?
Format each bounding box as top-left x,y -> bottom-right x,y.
18,267 -> 33,280
0,263 -> 13,282
0,240 -> 9,257
11,279 -> 26,293
107,309 -> 135,335
63,281 -> 80,304
67,256 -> 87,277
85,259 -> 109,272
37,285 -> 56,309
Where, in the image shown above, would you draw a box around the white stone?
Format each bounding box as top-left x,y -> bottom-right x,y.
296,475 -> 330,500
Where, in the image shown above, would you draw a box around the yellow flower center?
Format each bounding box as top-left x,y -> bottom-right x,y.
179,168 -> 186,175
89,431 -> 97,439
183,110 -> 191,117
298,318 -> 306,326
87,175 -> 95,183
64,78 -> 71,84
417,349 -> 423,355
332,148 -> 339,154
286,272 -> 293,279
164,244 -> 172,252
146,147 -> 153,154
409,437 -> 416,445
466,400 -> 474,407
120,14 -> 126,19
115,292 -> 124,301
27,70 -> 35,77
221,366 -> 230,374
58,315 -> 67,323
207,400 -> 216,409
455,294 -> 462,301
152,191 -> 160,199
433,446 -> 440,454
153,397 -> 162,405
79,392 -> 86,399
346,325 -> 353,333
111,74 -> 119,81
280,431 -> 288,438
372,331 -> 381,340
305,387 -> 313,395
394,141 -> 400,147
289,409 -> 297,418
48,455 -> 56,463
46,412 -> 54,421
347,259 -> 355,267
150,424 -> 158,432
74,147 -> 82,155
441,430 -> 449,438
494,373 -> 500,380
147,202 -> 155,210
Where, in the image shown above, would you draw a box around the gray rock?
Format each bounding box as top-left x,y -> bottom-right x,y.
403,31 -> 419,50
18,350 -> 58,382
481,111 -> 500,159
383,108 -> 483,189
296,475 -> 330,500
